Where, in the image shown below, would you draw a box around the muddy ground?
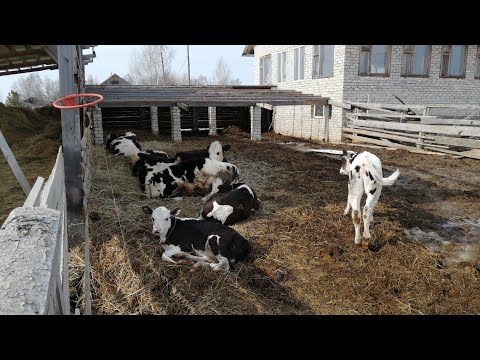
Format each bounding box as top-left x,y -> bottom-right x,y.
75,128 -> 480,315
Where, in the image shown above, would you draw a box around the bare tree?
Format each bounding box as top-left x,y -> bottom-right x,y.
127,45 -> 176,85
12,73 -> 60,104
86,74 -> 99,85
43,77 -> 60,103
211,57 -> 242,85
13,73 -> 46,102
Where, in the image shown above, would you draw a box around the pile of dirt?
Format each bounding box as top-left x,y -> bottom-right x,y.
79,129 -> 480,314
222,125 -> 250,138
0,106 -> 61,224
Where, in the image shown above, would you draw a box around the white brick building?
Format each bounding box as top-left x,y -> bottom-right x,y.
243,45 -> 480,143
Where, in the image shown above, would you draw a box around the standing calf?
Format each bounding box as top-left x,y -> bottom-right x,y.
340,150 -> 400,245
142,206 -> 251,271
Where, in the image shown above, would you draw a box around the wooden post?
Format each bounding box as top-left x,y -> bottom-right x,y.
417,107 -> 429,149
57,45 -> 83,241
324,104 -> 331,143
192,108 -> 199,132
0,129 -> 31,196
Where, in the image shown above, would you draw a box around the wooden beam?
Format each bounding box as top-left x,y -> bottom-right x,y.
328,99 -> 351,110
352,119 -> 480,137
176,102 -> 189,111
256,103 -> 273,110
44,45 -> 58,64
0,129 -> 31,196
344,127 -> 424,145
421,118 -> 480,126
57,45 -> 83,231
0,64 -> 58,76
422,146 -> 480,160
24,177 -> 45,207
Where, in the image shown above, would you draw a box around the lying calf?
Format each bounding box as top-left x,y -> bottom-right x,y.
142,206 -> 251,271
175,140 -> 231,163
201,183 -> 260,225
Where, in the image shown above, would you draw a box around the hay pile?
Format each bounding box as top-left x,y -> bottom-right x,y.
0,106 -> 61,223
79,129 -> 480,314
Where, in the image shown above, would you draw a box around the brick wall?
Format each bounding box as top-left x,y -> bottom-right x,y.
253,45 -> 346,143
251,45 -> 480,142
343,45 -> 480,117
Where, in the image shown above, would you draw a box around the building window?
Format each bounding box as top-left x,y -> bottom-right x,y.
401,45 -> 430,77
476,46 -> 480,79
294,46 -> 305,80
277,51 -> 287,83
440,45 -> 467,78
313,45 -> 334,78
260,55 -> 272,84
313,105 -> 324,117
312,104 -> 332,117
359,45 -> 391,76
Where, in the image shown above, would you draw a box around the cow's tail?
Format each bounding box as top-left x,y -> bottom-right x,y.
369,165 -> 400,186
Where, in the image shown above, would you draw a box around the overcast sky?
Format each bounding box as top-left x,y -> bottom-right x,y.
0,45 -> 254,102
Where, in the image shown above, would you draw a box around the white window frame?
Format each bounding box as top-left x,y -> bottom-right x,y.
277,51 -> 287,83
260,54 -> 272,84
294,46 -> 305,81
313,45 -> 334,78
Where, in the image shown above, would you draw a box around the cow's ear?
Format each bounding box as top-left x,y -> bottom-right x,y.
342,149 -> 347,156
170,208 -> 181,217
142,206 -> 153,214
222,144 -> 231,151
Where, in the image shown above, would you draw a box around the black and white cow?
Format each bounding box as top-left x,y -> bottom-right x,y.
340,150 -> 400,245
131,149 -> 173,177
143,157 -> 239,199
175,141 -> 231,163
201,183 -> 261,225
106,131 -> 142,160
142,206 -> 251,271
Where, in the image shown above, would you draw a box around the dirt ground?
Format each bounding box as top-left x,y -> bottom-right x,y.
74,127 -> 480,315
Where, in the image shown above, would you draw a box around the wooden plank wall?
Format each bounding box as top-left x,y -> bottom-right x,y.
341,102 -> 480,160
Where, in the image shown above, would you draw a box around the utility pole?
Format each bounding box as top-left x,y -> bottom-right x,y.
160,51 -> 166,85
187,45 -> 191,85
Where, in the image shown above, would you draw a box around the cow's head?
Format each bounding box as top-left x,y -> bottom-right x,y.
142,206 -> 181,239
340,149 -> 358,175
207,141 -> 231,162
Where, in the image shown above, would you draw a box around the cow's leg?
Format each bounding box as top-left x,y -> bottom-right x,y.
363,185 -> 382,240
183,253 -> 211,262
344,183 -> 352,215
202,177 -> 223,202
210,254 -> 230,271
350,193 -> 362,245
161,246 -> 183,264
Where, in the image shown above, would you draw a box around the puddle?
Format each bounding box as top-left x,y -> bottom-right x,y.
404,218 -> 480,268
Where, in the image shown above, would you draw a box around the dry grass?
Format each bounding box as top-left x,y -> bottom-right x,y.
75,128 -> 480,315
0,106 -> 61,224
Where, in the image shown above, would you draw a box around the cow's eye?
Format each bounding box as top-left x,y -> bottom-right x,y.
217,152 -> 220,155
165,218 -> 169,221
151,218 -> 154,222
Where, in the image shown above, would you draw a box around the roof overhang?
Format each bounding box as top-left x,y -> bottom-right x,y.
85,85 -> 329,108
0,45 -> 59,76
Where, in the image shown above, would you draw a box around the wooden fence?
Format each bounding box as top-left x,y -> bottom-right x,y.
342,101 -> 480,159
0,147 -> 70,314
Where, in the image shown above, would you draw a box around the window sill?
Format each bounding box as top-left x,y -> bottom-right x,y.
400,75 -> 430,78
439,76 -> 466,79
358,73 -> 390,77
313,75 -> 334,79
